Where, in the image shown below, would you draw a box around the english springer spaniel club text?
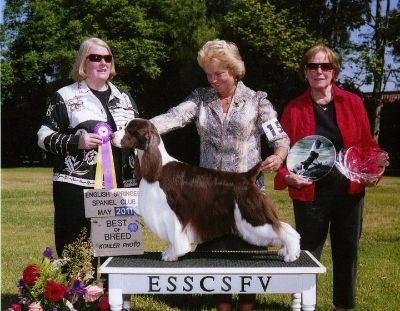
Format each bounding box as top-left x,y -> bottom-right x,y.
113,118 -> 300,262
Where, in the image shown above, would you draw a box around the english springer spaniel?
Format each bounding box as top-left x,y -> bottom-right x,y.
113,118 -> 300,262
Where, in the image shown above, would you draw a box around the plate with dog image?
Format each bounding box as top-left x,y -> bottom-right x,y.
287,135 -> 336,182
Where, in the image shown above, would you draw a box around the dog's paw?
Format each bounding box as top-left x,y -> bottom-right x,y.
278,222 -> 301,262
277,246 -> 289,260
278,245 -> 300,262
161,248 -> 179,261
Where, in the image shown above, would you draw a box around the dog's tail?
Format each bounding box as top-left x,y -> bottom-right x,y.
246,162 -> 262,182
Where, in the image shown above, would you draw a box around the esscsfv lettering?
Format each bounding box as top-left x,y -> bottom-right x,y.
147,275 -> 272,293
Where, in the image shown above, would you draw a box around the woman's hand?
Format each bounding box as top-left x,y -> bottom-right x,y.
78,133 -> 103,150
284,173 -> 312,189
358,176 -> 378,187
261,154 -> 284,172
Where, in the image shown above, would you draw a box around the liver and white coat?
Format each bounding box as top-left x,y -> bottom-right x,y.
113,118 -> 300,262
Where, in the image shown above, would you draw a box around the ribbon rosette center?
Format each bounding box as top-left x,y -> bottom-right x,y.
94,122 -> 117,189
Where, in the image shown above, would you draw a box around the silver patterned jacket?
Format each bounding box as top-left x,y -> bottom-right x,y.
150,81 -> 289,174
37,80 -> 139,188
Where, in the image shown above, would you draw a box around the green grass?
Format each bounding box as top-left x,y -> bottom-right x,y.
2,168 -> 400,310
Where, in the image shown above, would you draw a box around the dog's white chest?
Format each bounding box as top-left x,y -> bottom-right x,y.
138,180 -> 179,242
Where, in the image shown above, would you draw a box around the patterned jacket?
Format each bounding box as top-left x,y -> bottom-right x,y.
37,80 -> 139,188
150,81 -> 289,173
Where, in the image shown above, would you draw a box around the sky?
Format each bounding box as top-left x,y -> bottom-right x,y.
340,0 -> 398,92
0,0 -> 4,24
0,0 -> 398,92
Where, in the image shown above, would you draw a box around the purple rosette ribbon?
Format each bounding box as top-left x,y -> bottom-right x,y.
94,122 -> 112,143
94,122 -> 116,189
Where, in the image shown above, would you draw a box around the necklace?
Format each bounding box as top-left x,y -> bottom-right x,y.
311,95 -> 332,111
221,96 -> 232,112
316,103 -> 328,111
311,89 -> 332,107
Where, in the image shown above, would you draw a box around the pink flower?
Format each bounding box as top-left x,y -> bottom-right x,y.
83,284 -> 104,302
27,303 -> 43,311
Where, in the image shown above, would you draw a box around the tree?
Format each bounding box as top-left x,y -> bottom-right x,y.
135,0 -> 220,117
222,0 -> 319,106
341,0 -> 399,142
1,0 -> 168,166
386,1 -> 400,86
1,0 -> 69,165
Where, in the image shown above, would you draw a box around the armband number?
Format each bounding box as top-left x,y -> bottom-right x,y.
262,118 -> 284,141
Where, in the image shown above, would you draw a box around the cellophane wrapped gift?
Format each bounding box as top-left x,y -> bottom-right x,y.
335,146 -> 389,183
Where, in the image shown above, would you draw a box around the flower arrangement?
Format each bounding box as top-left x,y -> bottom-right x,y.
7,230 -> 110,311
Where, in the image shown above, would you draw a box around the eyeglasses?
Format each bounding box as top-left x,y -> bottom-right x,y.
305,63 -> 334,71
87,54 -> 113,63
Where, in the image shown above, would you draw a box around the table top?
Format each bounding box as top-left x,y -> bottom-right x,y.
99,251 -> 326,275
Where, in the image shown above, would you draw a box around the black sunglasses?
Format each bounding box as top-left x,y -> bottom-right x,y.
305,63 -> 334,71
87,54 -> 113,63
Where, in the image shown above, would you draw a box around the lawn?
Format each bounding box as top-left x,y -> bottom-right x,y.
1,168 -> 400,310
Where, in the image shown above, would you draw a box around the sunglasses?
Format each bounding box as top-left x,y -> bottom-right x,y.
305,63 -> 334,71
87,54 -> 113,63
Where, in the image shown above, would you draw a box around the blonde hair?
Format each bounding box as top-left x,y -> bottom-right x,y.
197,39 -> 245,80
69,37 -> 116,81
300,45 -> 340,81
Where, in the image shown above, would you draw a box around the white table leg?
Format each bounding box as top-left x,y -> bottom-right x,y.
292,293 -> 301,311
109,288 -> 123,311
301,275 -> 317,311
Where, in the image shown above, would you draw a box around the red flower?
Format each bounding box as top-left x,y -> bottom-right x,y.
22,264 -> 40,285
98,295 -> 110,311
43,280 -> 67,302
7,304 -> 21,311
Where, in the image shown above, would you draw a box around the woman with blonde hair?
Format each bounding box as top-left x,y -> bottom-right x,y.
150,39 -> 290,311
38,37 -> 139,256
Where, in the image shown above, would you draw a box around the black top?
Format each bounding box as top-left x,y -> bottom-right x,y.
312,99 -> 349,192
90,88 -> 114,129
312,99 -> 343,151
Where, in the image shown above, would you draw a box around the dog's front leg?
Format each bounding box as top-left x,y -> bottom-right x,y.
277,222 -> 301,262
162,215 -> 192,261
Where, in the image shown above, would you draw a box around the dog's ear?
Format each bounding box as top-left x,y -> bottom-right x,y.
140,129 -> 162,182
133,156 -> 142,181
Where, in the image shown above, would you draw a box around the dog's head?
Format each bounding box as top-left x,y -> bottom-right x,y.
112,118 -> 160,151
113,118 -> 162,183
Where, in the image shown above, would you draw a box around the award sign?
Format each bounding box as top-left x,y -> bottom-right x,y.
91,216 -> 144,257
86,121 -> 144,257
84,188 -> 140,218
84,188 -> 143,257
287,135 -> 336,181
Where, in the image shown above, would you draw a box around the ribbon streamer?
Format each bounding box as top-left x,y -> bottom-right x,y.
94,122 -> 117,189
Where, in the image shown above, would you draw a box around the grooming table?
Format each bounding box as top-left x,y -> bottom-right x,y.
99,251 -> 326,311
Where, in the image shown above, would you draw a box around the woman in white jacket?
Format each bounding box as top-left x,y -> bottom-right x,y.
37,37 -> 139,256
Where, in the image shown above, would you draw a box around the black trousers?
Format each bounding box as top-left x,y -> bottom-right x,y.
53,181 -> 91,257
293,173 -> 364,309
195,235 -> 264,306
